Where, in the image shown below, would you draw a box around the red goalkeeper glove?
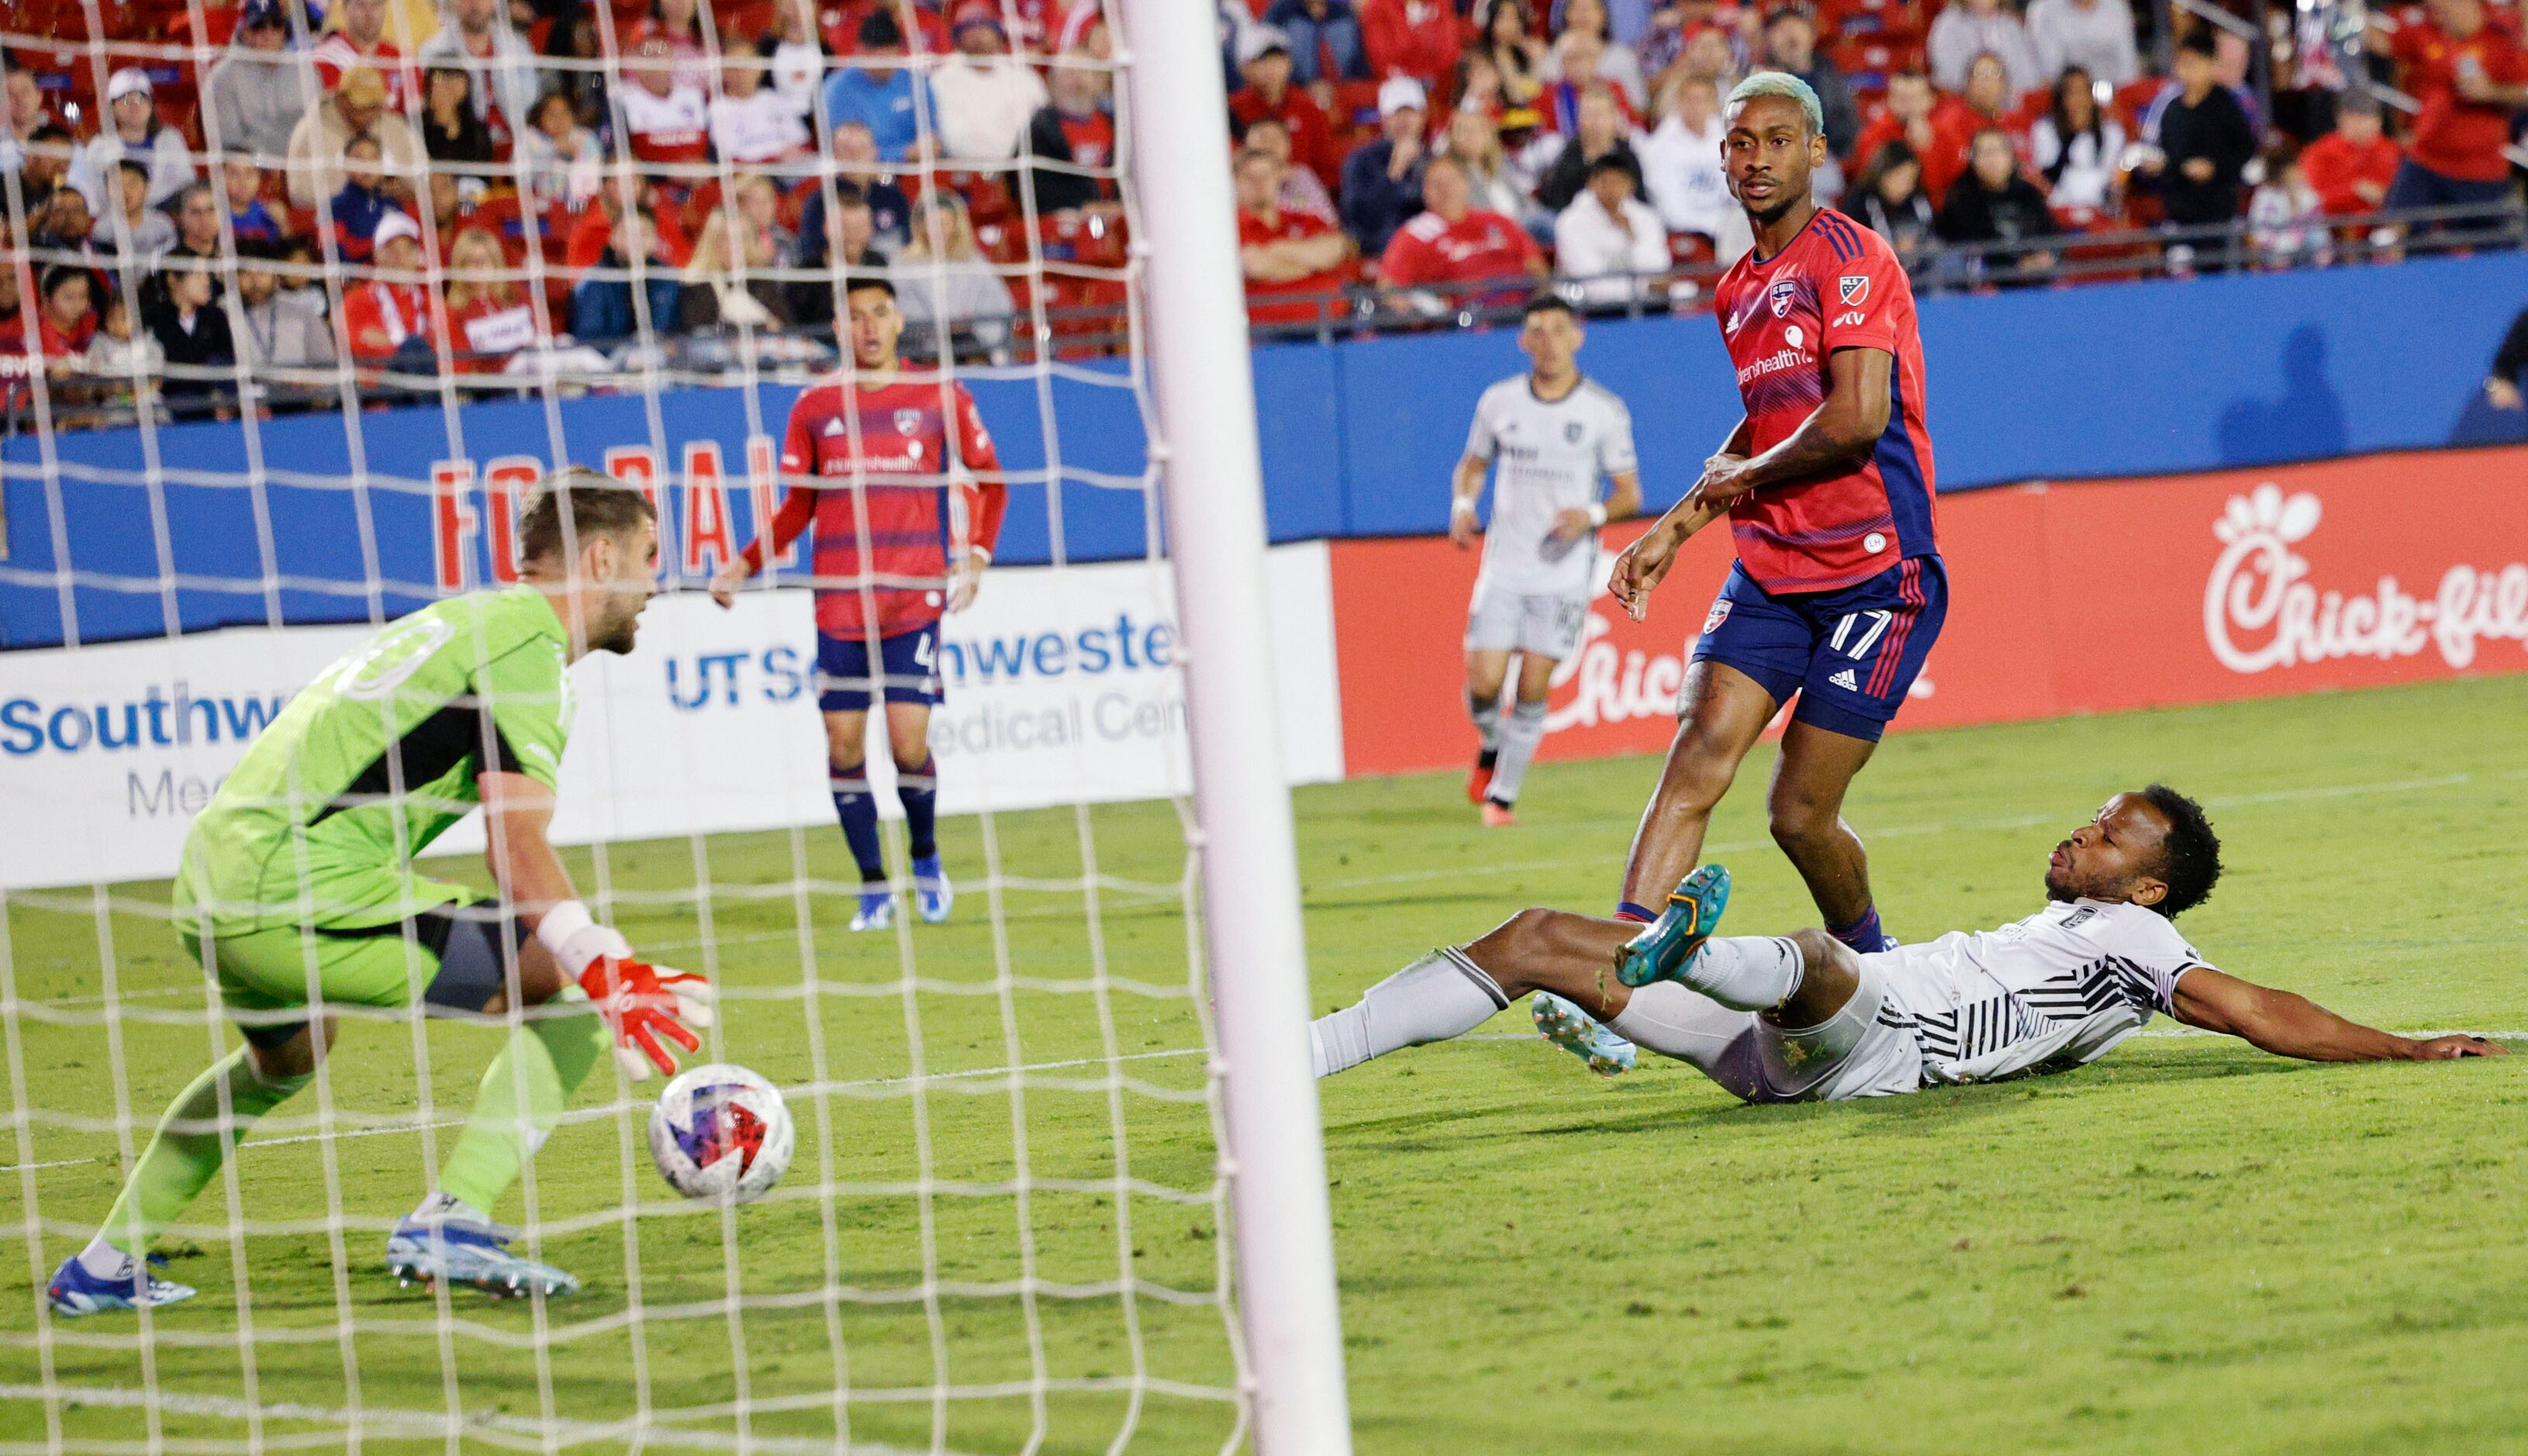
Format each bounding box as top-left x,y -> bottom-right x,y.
577,956 -> 716,1082
537,901 -> 714,1081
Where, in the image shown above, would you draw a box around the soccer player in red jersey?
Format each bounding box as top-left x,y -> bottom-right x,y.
713,275 -> 1007,931
1607,71 -> 1944,967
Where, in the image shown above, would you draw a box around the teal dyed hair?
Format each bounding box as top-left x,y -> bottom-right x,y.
1725,71 -> 1825,137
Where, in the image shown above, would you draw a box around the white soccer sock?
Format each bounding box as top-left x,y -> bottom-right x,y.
1487,699 -> 1549,805
1310,950 -> 1511,1077
407,1191 -> 494,1227
76,1233 -> 133,1280
1604,982 -> 1766,1100
1466,685 -> 1503,754
1677,935 -> 1806,1013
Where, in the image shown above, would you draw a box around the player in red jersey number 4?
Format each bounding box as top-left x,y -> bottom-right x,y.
714,275 -> 1007,931
1604,73 -> 1944,1008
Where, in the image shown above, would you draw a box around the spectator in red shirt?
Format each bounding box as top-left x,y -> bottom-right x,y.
2374,0 -> 2528,209
36,264 -> 97,364
2298,101 -> 2402,214
620,35 -> 713,169
1024,50 -> 1118,213
1852,71 -> 1953,198
340,210 -> 444,365
1360,0 -> 1460,102
442,226 -> 535,374
1240,114 -> 1342,221
1238,145 -> 1356,324
1927,51 -> 2022,199
1377,151 -> 1546,308
1231,26 -> 1346,188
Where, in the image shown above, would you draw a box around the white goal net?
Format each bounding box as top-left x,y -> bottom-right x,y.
0,0 -> 1343,1449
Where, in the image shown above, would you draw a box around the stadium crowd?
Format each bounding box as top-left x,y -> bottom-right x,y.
0,0 -> 2521,417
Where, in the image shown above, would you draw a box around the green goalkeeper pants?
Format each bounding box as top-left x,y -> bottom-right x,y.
181,899 -> 524,1047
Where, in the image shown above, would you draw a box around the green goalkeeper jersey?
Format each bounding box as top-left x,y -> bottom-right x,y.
174,587 -> 576,933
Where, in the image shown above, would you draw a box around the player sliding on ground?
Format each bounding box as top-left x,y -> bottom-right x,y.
1587,73 -> 1946,1081
1310,787 -> 2505,1098
713,272 -> 1007,932
1452,294 -> 1642,827
47,473 -> 716,1315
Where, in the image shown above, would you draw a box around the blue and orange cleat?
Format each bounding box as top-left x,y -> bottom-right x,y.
1613,864 -> 1731,988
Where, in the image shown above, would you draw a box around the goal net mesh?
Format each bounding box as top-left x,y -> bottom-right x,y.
0,2 -> 1255,1450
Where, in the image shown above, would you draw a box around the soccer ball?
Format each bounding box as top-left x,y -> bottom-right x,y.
648,1064 -> 794,1204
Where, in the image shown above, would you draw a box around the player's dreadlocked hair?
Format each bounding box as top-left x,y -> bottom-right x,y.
520,465 -> 658,564
2139,784 -> 2222,919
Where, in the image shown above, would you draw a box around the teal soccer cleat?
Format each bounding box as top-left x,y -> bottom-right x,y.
1613,864 -> 1732,988
1532,992 -> 1635,1078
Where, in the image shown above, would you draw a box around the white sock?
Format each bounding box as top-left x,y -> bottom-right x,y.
77,1232 -> 133,1279
1487,699 -> 1549,806
1310,950 -> 1511,1077
1605,981 -> 1765,1099
408,1192 -> 492,1227
1466,685 -> 1503,754
1678,935 -> 1806,1012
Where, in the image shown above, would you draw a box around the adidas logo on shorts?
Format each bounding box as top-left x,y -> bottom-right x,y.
1829,668 -> 1860,691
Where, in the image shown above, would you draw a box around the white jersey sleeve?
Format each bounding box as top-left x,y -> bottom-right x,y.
1463,385 -> 1504,462
1596,392 -> 1639,478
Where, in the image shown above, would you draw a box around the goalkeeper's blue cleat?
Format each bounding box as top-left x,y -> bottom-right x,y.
386,1216 -> 578,1299
1532,992 -> 1635,1078
850,887 -> 895,932
47,1251 -> 195,1316
1614,864 -> 1732,988
912,855 -> 953,924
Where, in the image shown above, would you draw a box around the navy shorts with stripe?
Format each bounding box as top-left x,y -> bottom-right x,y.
1690,555 -> 1946,742
817,624 -> 945,711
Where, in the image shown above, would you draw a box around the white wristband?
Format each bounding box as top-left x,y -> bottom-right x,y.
1451,496 -> 1476,518
535,900 -> 629,977
1586,502 -> 1608,527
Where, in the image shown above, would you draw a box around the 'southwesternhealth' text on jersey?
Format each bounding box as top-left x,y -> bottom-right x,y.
1463,375 -> 1639,597
748,373 -> 1009,640
1713,209 -> 1936,592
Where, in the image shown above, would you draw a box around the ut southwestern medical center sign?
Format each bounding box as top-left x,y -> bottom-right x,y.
0,550 -> 1345,891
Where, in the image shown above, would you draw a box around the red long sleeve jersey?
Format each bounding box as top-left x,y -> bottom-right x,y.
748,374 -> 1008,639
1712,209 -> 1937,593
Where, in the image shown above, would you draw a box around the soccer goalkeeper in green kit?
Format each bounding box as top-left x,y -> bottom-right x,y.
49,469 -> 714,1313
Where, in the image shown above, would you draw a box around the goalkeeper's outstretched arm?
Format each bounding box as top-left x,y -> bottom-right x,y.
2171,965 -> 2506,1062
480,769 -> 715,1080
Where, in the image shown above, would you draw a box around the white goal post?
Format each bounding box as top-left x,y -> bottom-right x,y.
1114,2 -> 1356,1450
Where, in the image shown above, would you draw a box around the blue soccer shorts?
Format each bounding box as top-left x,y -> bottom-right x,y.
1689,555 -> 1947,743
817,624 -> 945,712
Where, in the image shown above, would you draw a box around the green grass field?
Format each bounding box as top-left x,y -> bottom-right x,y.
5,675 -> 2525,1454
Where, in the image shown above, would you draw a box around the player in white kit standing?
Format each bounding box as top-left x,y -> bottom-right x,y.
1451,295 -> 1643,826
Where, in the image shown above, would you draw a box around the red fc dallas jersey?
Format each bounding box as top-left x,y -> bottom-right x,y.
755,374 -> 1009,638
1712,207 -> 1936,593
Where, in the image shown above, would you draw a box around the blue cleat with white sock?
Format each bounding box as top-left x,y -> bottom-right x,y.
1532,992 -> 1635,1078
1614,864 -> 1732,988
46,1248 -> 195,1316
912,855 -> 953,924
851,886 -> 895,932
386,1210 -> 578,1299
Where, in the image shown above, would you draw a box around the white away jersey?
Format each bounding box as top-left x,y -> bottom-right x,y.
1872,899 -> 2212,1085
1464,375 -> 1638,595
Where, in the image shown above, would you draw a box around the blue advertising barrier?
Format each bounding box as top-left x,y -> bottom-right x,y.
7,250 -> 2524,649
